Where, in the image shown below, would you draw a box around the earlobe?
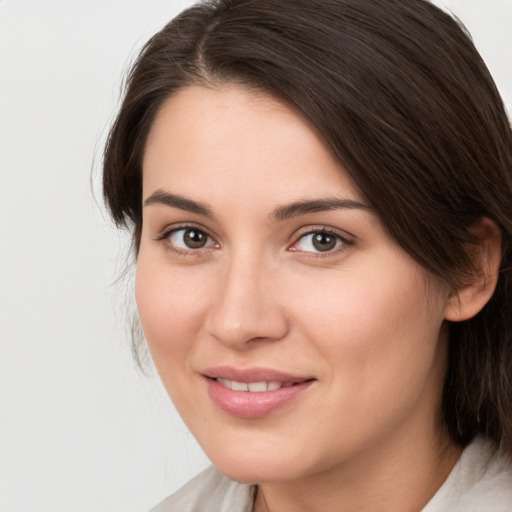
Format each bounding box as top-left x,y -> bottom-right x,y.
444,218 -> 502,322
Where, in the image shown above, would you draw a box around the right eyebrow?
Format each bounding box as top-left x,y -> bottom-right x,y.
143,190 -> 214,218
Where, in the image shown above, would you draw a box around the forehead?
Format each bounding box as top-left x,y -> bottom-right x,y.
142,85 -> 362,206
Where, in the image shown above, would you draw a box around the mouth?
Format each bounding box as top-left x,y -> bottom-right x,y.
202,367 -> 315,419
215,378 -> 305,392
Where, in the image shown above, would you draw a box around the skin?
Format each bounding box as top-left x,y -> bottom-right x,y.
137,85 -> 466,512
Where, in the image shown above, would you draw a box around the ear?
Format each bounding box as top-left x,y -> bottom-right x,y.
444,218 -> 502,322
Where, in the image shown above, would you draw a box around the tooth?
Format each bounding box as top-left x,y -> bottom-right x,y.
217,378 -> 231,388
232,380 -> 249,391
216,378 -> 287,392
248,381 -> 267,392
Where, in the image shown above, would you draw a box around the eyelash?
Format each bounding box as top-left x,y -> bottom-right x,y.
289,226 -> 353,258
155,224 -> 218,257
155,224 -> 353,258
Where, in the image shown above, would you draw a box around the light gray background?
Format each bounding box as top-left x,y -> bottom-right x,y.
0,1 -> 511,511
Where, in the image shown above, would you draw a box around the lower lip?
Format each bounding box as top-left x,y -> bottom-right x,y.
205,378 -> 313,419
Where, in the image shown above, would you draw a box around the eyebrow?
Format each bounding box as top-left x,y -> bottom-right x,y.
270,198 -> 372,221
143,190 -> 371,221
144,190 -> 213,217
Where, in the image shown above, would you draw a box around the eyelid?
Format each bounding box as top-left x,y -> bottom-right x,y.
288,225 -> 354,255
155,221 -> 209,240
153,222 -> 353,257
154,223 -> 220,254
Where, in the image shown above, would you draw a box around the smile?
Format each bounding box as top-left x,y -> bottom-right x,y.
215,378 -> 298,392
203,367 -> 315,419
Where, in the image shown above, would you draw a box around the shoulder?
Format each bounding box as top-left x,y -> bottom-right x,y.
423,437 -> 512,512
148,466 -> 255,512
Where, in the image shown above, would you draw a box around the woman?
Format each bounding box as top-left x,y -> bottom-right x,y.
103,0 -> 512,510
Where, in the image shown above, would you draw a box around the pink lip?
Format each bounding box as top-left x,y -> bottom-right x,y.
203,366 -> 312,383
203,366 -> 315,419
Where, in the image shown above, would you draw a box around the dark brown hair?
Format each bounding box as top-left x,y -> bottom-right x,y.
103,0 -> 512,453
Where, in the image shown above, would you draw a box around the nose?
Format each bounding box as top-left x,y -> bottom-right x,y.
205,253 -> 289,350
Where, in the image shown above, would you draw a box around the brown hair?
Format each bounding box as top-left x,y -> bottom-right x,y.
103,0 -> 512,453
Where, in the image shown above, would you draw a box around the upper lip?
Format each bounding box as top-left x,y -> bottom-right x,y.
202,366 -> 314,383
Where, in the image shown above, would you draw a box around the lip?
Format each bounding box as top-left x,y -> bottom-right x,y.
203,365 -> 312,383
203,366 -> 315,419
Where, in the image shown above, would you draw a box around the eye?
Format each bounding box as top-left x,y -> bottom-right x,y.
166,227 -> 216,250
291,230 -> 347,253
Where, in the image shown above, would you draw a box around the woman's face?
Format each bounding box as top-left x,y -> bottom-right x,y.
137,85 -> 453,483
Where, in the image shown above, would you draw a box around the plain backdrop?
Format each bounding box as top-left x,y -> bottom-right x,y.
0,1 -> 511,511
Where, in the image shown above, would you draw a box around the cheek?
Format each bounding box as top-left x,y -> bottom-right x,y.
134,259 -> 211,363
288,255 -> 446,386
283,261 -> 448,457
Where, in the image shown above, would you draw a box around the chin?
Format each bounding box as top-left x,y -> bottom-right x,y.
205,445 -> 311,484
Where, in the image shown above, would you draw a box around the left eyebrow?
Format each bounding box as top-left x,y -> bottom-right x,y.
270,198 -> 372,222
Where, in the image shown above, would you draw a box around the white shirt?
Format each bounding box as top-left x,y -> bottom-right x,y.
149,437 -> 512,512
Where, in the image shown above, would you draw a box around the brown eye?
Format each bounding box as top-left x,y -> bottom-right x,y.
183,229 -> 207,248
293,230 -> 344,253
168,228 -> 214,250
312,232 -> 337,252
